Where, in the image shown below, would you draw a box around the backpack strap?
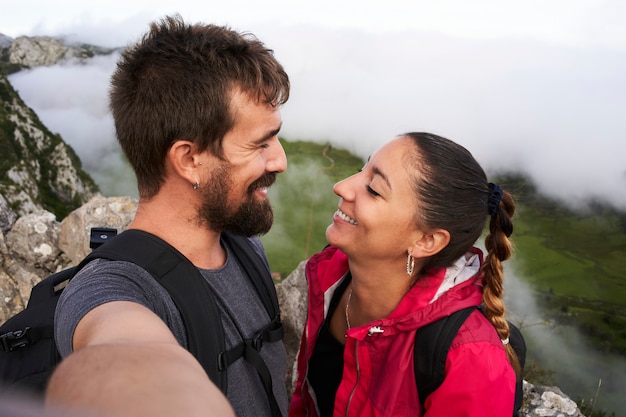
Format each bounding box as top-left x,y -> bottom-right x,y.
414,306 -> 526,416
509,321 -> 526,417
86,229 -> 227,391
219,232 -> 283,417
414,306 -> 476,411
221,233 -> 281,320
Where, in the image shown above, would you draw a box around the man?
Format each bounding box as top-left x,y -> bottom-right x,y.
46,14 -> 290,417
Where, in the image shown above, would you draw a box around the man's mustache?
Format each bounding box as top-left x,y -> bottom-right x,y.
248,172 -> 277,193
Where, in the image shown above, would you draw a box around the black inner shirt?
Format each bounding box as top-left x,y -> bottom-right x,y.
307,276 -> 351,417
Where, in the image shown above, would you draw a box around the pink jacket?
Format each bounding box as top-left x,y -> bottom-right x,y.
289,246 -> 516,417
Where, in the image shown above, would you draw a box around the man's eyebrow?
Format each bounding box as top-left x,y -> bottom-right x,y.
372,166 -> 392,190
252,122 -> 282,145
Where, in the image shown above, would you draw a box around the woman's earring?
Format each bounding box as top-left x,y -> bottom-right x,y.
406,252 -> 415,276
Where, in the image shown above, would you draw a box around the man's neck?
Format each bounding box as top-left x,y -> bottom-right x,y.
128,196 -> 226,270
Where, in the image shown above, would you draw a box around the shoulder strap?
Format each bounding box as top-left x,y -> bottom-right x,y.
509,321 -> 526,417
415,306 -> 526,416
220,233 -> 280,319
87,229 -> 226,391
414,306 -> 476,411
219,232 -> 283,417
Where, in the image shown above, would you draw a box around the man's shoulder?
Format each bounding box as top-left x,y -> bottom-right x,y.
74,257 -> 150,279
65,257 -> 164,301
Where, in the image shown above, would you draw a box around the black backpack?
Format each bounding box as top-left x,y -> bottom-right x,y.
414,306 -> 526,416
0,228 -> 283,416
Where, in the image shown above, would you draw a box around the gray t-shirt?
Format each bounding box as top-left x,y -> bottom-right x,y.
54,236 -> 288,417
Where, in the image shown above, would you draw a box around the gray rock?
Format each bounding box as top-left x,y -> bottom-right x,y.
6,36 -> 117,68
0,74 -> 99,221
275,259 -> 308,395
0,194 -> 17,235
521,381 -> 586,416
59,195 -> 137,264
9,36 -> 69,67
1,210 -> 68,310
0,196 -> 136,317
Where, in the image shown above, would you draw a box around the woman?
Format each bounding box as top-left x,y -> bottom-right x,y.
289,132 -> 519,417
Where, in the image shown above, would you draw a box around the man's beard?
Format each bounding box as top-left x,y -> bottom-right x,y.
198,166 -> 276,236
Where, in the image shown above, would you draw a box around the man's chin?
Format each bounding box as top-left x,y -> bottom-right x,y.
223,206 -> 273,236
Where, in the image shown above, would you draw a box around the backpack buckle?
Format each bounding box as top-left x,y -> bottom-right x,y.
251,330 -> 266,351
0,327 -> 33,352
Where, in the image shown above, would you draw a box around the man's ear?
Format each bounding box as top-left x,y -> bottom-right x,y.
167,140 -> 202,184
410,228 -> 451,259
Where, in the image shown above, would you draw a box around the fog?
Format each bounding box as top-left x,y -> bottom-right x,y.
3,2 -> 626,413
501,252 -> 626,414
4,1 -> 626,209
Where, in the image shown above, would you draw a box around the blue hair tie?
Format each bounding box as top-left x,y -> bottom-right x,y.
488,183 -> 503,215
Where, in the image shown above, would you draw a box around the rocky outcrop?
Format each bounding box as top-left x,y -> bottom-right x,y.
0,74 -> 99,231
8,36 -> 69,68
0,198 -> 587,416
1,35 -> 116,70
0,196 -> 135,316
521,382 -> 586,416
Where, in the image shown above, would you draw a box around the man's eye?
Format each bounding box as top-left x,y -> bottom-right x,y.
366,185 -> 380,197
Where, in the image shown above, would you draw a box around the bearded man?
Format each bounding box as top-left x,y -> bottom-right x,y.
47,14 -> 290,417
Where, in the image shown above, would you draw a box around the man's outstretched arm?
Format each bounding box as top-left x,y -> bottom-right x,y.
45,301 -> 235,417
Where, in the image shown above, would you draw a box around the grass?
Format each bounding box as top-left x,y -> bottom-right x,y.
260,139 -> 364,277
513,206 -> 626,306
499,175 -> 626,358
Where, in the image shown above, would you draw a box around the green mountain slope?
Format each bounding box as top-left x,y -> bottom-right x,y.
498,175 -> 626,355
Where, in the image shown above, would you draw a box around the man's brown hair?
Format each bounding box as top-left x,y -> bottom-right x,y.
109,14 -> 290,198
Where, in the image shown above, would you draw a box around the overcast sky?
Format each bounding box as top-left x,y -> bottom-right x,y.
3,0 -> 626,209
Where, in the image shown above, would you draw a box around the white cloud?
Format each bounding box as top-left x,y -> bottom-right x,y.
4,1 -> 626,209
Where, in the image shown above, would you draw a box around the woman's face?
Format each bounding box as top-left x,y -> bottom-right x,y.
326,136 -> 424,263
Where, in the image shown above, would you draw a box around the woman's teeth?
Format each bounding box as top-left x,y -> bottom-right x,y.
336,209 -> 357,225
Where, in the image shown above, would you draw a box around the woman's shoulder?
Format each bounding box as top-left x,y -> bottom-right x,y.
451,309 -> 505,349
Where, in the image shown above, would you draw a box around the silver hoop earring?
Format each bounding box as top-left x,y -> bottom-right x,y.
406,252 -> 415,276
193,180 -> 200,190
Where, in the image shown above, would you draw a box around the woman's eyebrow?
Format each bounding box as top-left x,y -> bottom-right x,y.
371,166 -> 391,190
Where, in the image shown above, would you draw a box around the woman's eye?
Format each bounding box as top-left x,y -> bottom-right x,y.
366,185 -> 380,197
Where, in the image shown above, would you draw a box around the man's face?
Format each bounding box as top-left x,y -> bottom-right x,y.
198,90 -> 286,236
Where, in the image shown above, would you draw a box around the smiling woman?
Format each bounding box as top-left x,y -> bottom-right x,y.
290,132 -> 520,417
